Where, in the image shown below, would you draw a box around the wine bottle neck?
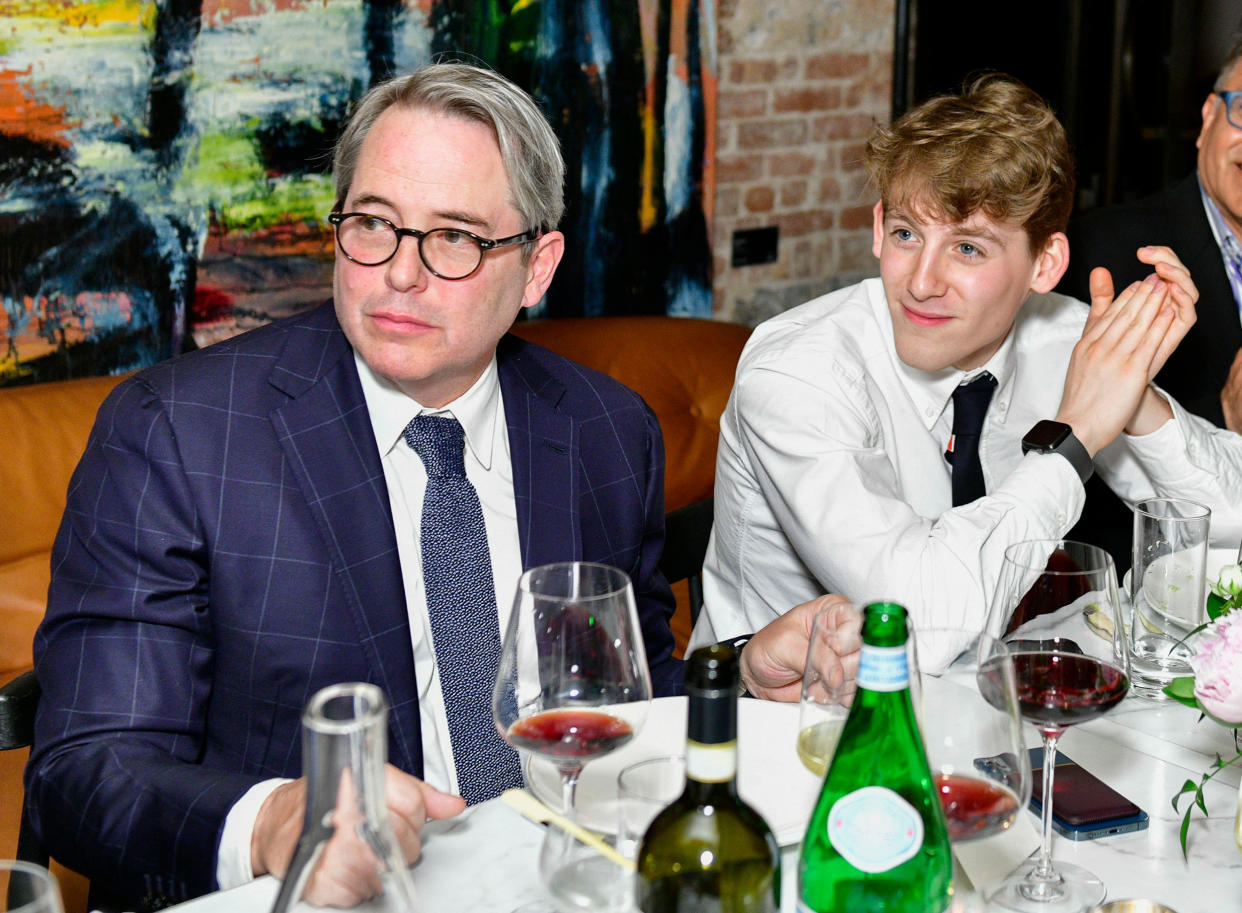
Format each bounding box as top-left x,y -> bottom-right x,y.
684,739 -> 739,793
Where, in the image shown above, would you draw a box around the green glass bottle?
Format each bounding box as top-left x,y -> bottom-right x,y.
635,644 -> 781,913
797,603 -> 952,912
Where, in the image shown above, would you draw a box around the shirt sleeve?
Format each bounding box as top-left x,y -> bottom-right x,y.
1099,389 -> 1242,547
722,360 -> 1086,635
216,778 -> 292,890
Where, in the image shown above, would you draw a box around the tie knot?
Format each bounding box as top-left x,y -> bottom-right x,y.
403,414 -> 467,478
951,372 -> 997,437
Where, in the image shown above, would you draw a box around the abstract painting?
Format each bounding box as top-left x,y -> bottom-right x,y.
0,0 -> 715,385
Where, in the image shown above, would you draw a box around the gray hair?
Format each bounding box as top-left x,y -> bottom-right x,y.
332,63 -> 565,232
1215,35 -> 1242,90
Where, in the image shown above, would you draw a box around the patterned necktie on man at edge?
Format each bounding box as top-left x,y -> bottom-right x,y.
945,372 -> 998,507
403,413 -> 523,804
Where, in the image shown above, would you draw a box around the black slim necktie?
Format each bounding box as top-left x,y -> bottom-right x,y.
945,372 -> 997,507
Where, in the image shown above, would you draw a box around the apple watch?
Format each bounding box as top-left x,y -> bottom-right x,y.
1021,420 -> 1094,484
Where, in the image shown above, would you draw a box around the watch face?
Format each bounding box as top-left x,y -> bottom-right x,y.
1024,420 -> 1072,451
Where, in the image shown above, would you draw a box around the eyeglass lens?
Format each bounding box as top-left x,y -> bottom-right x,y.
336,215 -> 482,278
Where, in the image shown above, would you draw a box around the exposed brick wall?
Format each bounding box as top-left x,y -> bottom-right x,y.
713,0 -> 895,324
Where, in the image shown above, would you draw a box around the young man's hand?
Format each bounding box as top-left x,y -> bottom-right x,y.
738,594 -> 859,702
1055,245 -> 1197,455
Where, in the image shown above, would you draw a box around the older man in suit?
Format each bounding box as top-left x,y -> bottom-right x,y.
27,64 -> 684,911
1057,37 -> 1242,567
1058,37 -> 1242,429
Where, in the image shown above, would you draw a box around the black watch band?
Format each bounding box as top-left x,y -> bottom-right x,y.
1021,420 -> 1094,484
716,635 -> 753,697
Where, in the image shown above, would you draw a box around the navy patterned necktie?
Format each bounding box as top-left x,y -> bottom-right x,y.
403,414 -> 522,804
945,372 -> 997,507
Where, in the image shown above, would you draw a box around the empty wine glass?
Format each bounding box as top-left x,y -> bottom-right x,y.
989,539 -> 1130,913
494,562 -> 652,911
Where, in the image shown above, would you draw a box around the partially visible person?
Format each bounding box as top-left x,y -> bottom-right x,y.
27,62 -> 684,913
690,74 -> 1242,655
1058,36 -> 1242,430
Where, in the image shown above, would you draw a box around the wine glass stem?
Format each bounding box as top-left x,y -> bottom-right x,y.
1033,731 -> 1061,882
560,765 -> 583,817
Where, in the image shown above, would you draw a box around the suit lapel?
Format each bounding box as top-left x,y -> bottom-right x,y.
1170,173 -> 1242,348
497,334 -> 580,570
267,304 -> 423,774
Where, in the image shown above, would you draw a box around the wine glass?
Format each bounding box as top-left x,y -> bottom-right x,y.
913,628 -> 1030,844
0,861 -> 65,913
988,539 -> 1130,913
493,561 -> 652,911
796,602 -> 861,776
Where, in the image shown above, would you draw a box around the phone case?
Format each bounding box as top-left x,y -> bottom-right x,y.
1026,747 -> 1149,840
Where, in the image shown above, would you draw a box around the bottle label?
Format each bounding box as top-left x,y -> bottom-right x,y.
686,739 -> 738,782
825,786 -> 923,873
855,644 -> 908,691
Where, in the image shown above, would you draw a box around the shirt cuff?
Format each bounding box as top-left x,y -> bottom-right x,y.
216,778 -> 293,890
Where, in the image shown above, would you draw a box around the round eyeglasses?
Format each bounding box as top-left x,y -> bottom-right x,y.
328,212 -> 541,280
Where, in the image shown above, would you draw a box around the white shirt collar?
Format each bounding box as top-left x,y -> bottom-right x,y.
354,353 -> 502,470
870,280 -> 1018,431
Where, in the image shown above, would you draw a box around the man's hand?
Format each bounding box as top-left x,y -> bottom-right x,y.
1221,348 -> 1242,433
251,765 -> 465,907
738,595 -> 860,702
1055,248 -> 1196,455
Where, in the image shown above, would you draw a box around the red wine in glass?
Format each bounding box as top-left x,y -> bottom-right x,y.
1010,652 -> 1129,734
507,708 -> 634,761
935,773 -> 1022,841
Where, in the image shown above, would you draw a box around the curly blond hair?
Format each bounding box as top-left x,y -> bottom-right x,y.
865,74 -> 1075,253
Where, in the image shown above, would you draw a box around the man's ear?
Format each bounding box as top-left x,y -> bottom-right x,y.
871,201 -> 885,259
1030,231 -> 1069,293
520,230 -> 565,310
1198,93 -> 1220,151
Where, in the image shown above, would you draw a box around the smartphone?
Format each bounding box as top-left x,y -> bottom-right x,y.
1027,747 -> 1148,841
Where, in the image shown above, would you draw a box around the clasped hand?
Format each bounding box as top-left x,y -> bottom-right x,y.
1056,245 -> 1197,456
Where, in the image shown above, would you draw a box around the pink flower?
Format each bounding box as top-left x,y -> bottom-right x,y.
1190,610 -> 1242,725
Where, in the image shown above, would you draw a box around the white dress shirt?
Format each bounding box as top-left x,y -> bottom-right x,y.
690,278 -> 1242,650
216,354 -> 522,889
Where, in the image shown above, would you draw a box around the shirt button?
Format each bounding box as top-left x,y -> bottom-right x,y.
997,400 -> 1008,412
925,407 -> 935,418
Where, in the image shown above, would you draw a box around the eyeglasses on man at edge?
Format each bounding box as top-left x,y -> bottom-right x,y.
1215,90 -> 1242,131
328,212 -> 541,280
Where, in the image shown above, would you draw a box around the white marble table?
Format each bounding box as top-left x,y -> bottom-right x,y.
169,689 -> 1241,913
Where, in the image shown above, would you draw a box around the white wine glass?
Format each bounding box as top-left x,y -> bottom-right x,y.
797,603 -> 861,777
989,539 -> 1130,913
1,861 -> 64,913
493,561 -> 652,911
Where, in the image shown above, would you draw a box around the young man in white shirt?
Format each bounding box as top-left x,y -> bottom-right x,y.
691,74 -> 1242,650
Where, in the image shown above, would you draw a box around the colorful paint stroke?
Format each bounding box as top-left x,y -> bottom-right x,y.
0,0 -> 716,384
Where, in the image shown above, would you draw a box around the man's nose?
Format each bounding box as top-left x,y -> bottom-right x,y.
386,236 -> 430,292
909,251 -> 946,299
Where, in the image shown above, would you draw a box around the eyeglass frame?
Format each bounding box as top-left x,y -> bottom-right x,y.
327,211 -> 542,280
1215,90 -> 1242,131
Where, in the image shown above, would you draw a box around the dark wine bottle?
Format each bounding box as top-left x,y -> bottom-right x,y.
797,602 -> 952,912
635,644 -> 781,912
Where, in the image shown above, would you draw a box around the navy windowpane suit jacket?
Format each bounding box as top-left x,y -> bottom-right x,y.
27,301 -> 681,910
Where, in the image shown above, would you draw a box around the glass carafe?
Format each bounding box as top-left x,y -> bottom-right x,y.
269,682 -> 418,913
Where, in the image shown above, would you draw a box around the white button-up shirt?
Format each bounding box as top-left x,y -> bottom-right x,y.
690,278 -> 1242,648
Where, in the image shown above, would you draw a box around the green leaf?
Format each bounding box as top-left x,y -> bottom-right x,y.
1163,676 -> 1200,709
1207,591 -> 1227,619
1179,806 -> 1192,860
